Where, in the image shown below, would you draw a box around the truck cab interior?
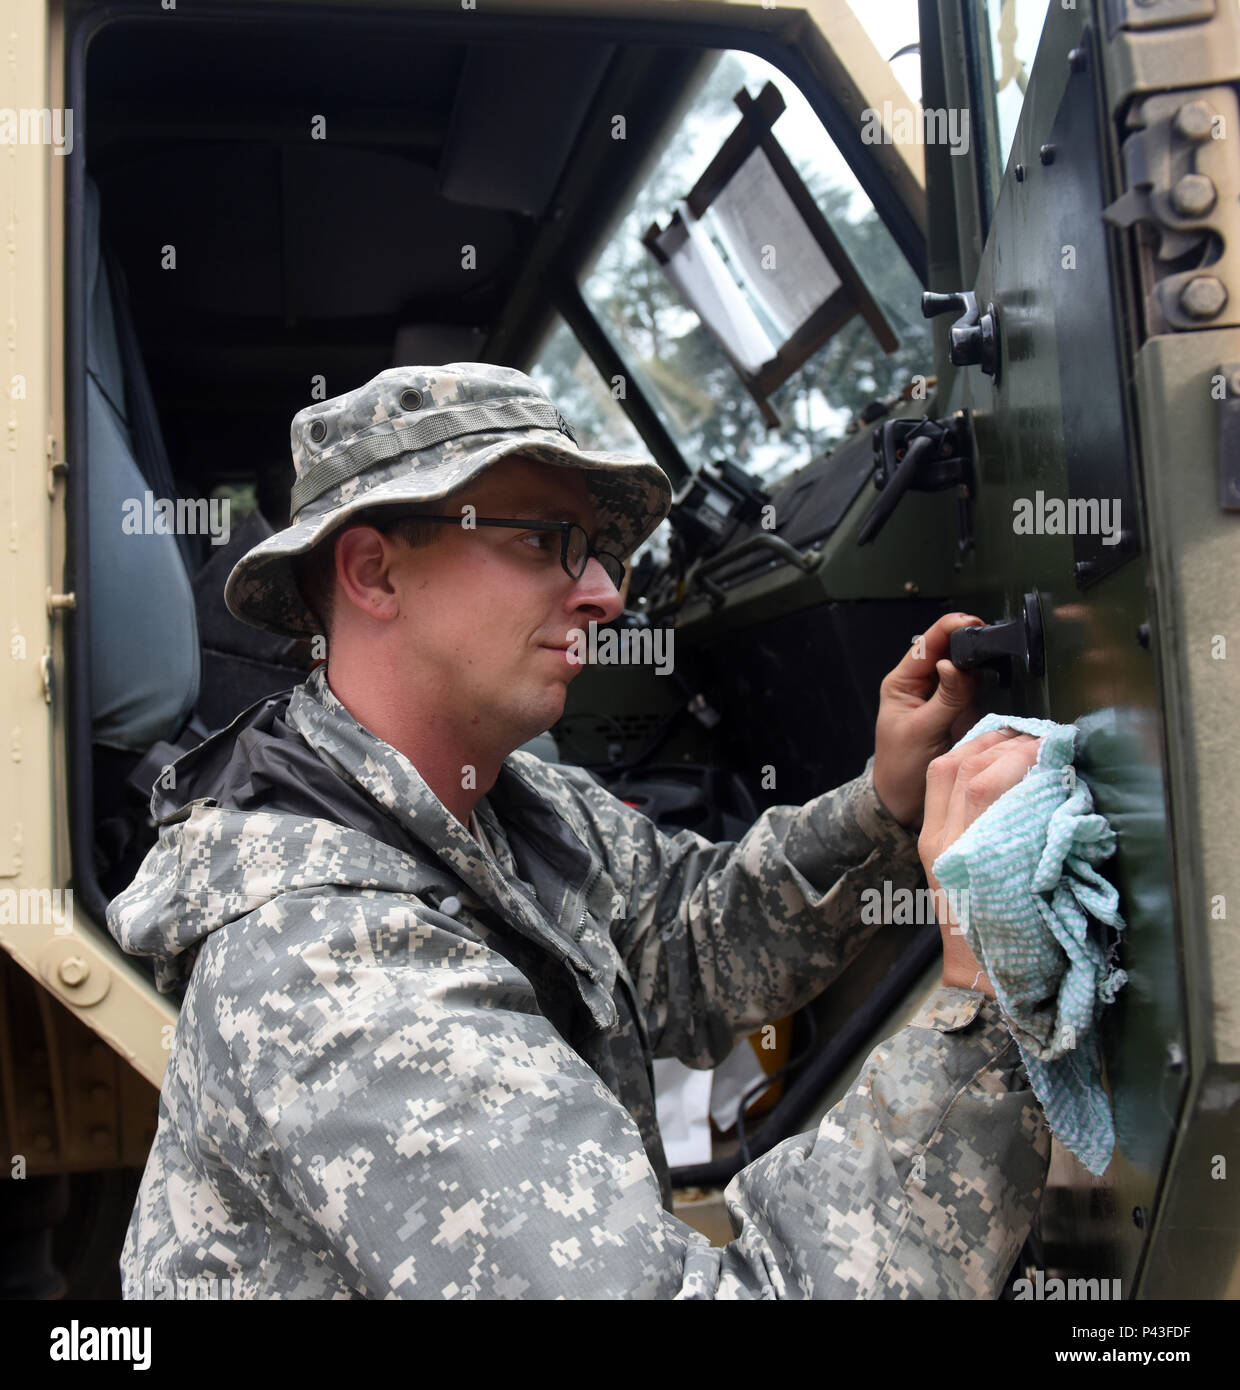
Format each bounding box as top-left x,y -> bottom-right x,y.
25,0 -> 1228,1299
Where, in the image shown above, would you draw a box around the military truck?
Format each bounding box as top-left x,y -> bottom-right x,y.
0,0 -> 1235,1299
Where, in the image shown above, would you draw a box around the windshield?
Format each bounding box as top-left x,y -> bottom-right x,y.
575,47 -> 932,488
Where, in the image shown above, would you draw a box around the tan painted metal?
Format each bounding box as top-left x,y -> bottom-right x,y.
0,0 -> 177,1111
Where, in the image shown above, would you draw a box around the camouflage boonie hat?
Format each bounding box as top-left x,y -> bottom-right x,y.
225,363 -> 672,639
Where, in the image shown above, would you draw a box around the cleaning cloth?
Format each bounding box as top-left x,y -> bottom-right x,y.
930,712 -> 1127,1175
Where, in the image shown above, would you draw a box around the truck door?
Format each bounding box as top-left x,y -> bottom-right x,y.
920,0 -> 1240,1296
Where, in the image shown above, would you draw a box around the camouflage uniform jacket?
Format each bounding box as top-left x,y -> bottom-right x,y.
108,665 -> 1049,1298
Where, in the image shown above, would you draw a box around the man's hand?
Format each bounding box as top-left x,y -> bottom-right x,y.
917,729 -> 1044,998
871,614 -> 986,831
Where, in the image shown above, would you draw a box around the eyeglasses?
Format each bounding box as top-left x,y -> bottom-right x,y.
374,513 -> 626,590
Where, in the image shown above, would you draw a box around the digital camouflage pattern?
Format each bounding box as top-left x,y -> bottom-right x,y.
224,363 -> 672,640
108,666 -> 1050,1298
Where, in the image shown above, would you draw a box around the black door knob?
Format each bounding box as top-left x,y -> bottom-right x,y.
950,592 -> 1045,686
921,290 -> 1001,380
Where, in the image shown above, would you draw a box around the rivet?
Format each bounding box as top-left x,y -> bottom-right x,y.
1039,144 -> 1055,165
1170,173 -> 1217,218
1179,275 -> 1228,319
1132,1205 -> 1146,1230
57,956 -> 89,988
308,420 -> 326,443
399,388 -> 424,412
1173,100 -> 1215,143
1068,47 -> 1087,74
1137,622 -> 1151,650
1015,162 -> 1025,182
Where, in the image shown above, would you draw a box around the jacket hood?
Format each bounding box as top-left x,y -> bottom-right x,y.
105,674 -> 439,992
106,666 -> 610,1002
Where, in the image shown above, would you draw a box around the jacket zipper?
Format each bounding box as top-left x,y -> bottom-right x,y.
577,864 -> 601,940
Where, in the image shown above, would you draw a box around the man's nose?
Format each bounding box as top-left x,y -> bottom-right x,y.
570,556 -> 625,623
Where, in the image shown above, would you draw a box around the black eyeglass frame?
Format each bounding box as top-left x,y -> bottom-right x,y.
372,512 -> 626,590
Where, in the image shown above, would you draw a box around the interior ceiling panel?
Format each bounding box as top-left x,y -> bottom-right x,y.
98,139 -> 522,323
437,39 -> 617,215
86,19 -> 467,131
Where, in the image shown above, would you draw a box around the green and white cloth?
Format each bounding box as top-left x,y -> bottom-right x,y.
932,713 -> 1127,1175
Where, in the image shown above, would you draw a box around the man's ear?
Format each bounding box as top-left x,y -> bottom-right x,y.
335,525 -> 403,625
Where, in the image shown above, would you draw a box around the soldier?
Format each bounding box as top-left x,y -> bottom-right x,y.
107,362 -> 1049,1299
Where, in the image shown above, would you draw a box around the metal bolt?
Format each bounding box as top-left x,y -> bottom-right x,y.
1171,173 -> 1216,218
1132,1206 -> 1146,1230
1180,275 -> 1228,319
1166,1040 -> 1184,1070
1015,162 -> 1025,182
57,956 -> 89,987
903,581 -> 919,594
1137,622 -> 1151,650
1075,559 -> 1097,581
1039,143 -> 1055,165
1174,100 -> 1215,143
1068,47 -> 1087,73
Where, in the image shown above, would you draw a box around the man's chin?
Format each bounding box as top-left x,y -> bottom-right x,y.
503,686 -> 567,752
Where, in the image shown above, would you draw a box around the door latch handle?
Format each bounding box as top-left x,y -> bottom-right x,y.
950,592 -> 1045,687
858,412 -> 974,552
922,290 -> 1001,381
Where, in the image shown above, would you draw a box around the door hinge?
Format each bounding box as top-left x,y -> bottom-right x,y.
46,435 -> 67,498
1103,86 -> 1239,332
